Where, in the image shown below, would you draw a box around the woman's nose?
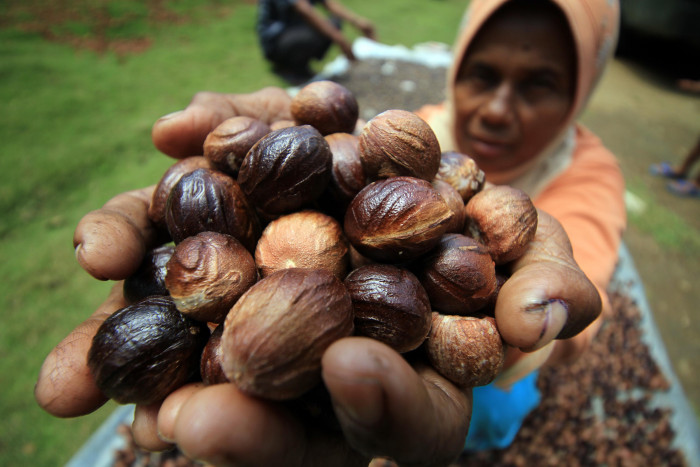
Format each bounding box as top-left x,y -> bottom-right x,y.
480,84 -> 515,127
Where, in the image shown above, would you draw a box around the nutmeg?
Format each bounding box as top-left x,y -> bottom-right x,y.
425,313 -> 505,388
165,231 -> 257,323
344,176 -> 453,263
200,324 -> 228,385
87,296 -> 210,405
464,186 -> 538,265
165,168 -> 261,252
221,268 -> 354,400
290,80 -> 359,135
434,151 -> 485,202
344,264 -> 432,353
432,179 -> 466,234
237,125 -> 332,215
324,132 -> 367,209
416,234 -> 497,315
358,109 -> 441,182
254,210 -> 349,280
123,244 -> 174,304
149,156 -> 213,231
203,116 -> 271,176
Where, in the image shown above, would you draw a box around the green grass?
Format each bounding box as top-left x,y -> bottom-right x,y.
0,1 -> 468,465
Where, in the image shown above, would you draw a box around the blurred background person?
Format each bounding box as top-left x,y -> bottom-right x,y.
256,0 -> 376,84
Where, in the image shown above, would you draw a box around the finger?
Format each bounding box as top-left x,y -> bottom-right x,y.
74,186 -> 158,281
156,382 -> 205,443
322,337 -> 471,467
152,87 -> 293,159
168,384 -> 366,467
495,210 -> 602,351
132,402 -> 173,452
35,283 -> 126,417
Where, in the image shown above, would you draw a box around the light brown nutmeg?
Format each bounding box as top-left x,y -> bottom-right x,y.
221,268 -> 354,400
464,186 -> 538,265
435,151 -> 485,202
165,231 -> 257,324
203,116 -> 271,176
426,313 -> 505,388
290,80 -> 359,135
358,109 -> 441,182
344,176 -> 453,263
344,264 -> 432,353
149,156 -> 213,230
416,234 -> 497,315
432,179 -> 466,234
255,210 -> 349,280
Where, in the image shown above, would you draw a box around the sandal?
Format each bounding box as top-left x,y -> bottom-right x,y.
649,162 -> 683,179
667,179 -> 700,198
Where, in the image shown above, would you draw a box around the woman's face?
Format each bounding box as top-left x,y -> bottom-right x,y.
453,5 -> 576,174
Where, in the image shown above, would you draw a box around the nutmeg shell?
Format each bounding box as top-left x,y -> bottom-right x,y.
464,186 -> 538,265
416,234 -> 497,315
435,151 -> 485,202
358,109 -> 441,182
87,296 -> 210,405
203,116 -> 271,176
165,168 -> 261,252
425,313 -> 505,388
324,132 -> 367,207
344,264 -> 432,353
200,324 -> 229,385
255,210 -> 349,280
165,231 -> 257,323
290,80 -> 359,135
432,179 -> 466,234
344,176 -> 453,263
221,268 -> 354,400
238,125 -> 332,215
123,244 -> 174,304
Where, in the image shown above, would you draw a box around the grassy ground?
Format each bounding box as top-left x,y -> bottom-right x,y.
0,1 -> 469,465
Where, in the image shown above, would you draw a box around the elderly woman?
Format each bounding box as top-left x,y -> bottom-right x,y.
35,0 -> 624,465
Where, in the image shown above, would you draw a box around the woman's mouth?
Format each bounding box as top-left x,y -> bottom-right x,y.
469,135 -> 511,160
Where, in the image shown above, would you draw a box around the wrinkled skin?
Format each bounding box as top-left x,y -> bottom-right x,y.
35,88 -> 600,467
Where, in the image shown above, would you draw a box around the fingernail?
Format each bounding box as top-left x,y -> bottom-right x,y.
524,299 -> 568,351
330,376 -> 385,429
157,110 -> 184,122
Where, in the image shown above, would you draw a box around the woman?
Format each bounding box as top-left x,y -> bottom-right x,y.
417,0 -> 625,450
34,0 -> 621,464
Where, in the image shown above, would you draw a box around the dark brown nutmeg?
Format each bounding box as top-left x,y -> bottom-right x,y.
344,176 -> 453,263
221,268 -> 354,400
358,109 -> 441,182
200,324 -> 228,385
123,244 -> 174,304
87,296 -> 210,405
426,313 -> 505,388
435,151 -> 485,202
149,156 -> 213,231
344,264 -> 432,353
165,231 -> 257,323
324,132 -> 367,207
464,186 -> 538,265
290,80 -> 359,135
203,116 -> 271,176
432,179 -> 466,234
165,168 -> 261,252
416,234 -> 497,315
255,210 -> 349,280
238,125 -> 332,215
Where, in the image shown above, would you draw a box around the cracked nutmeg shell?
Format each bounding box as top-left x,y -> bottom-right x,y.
221,268 -> 354,400
87,295 -> 210,405
344,176 -> 453,263
464,186 -> 538,265
344,264 -> 432,353
416,234 -> 497,315
203,116 -> 271,176
254,210 -> 349,280
290,80 -> 359,135
238,125 -> 332,215
426,312 -> 505,388
434,151 -> 485,202
165,231 -> 257,323
165,168 -> 261,252
358,109 -> 441,182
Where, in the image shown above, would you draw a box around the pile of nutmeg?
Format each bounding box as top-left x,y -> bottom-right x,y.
87,81 -> 538,406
